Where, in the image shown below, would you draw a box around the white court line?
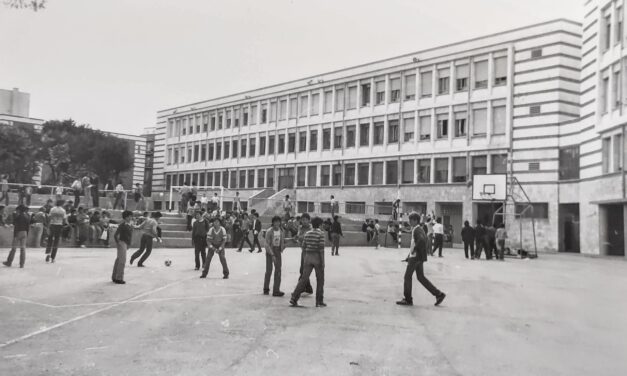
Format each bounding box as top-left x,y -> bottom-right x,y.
0,276 -> 194,349
0,296 -> 57,308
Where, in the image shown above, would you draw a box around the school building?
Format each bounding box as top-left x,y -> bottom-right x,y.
148,6 -> 626,257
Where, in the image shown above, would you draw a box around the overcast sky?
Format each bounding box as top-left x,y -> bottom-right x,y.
1,0 -> 582,135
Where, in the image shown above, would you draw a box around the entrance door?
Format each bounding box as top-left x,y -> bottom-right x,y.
606,204 -> 625,256
436,202 -> 463,244
475,202 -> 504,227
559,204 -> 580,253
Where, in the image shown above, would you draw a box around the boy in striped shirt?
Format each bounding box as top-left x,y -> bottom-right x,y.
290,216 -> 326,307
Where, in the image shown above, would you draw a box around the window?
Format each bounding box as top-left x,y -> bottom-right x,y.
494,57 -> 507,86
471,156 -> 487,176
203,114 -> 208,132
358,163 -> 369,185
613,134 -> 623,172
372,162 -> 383,184
475,60 -> 488,89
250,105 -> 257,125
386,161 -> 398,185
224,141 -> 230,159
268,135 -> 275,154
321,165 -> 330,186
437,113 -> 448,139
346,86 -> 357,109
438,68 -> 450,95
344,163 -> 355,186
240,139 -> 247,158
182,124 -> 186,135
307,166 -> 317,186
454,111 -> 467,137
187,147 -> 192,163
334,126 -> 343,149
530,105 -> 541,115
323,129 -> 331,150
332,164 -> 342,186
530,163 -> 540,172
403,117 -> 415,142
402,160 -> 414,184
604,13 -> 612,52
299,131 -> 307,152
373,122 -> 384,145
238,170 -> 246,188
247,170 -> 254,188
270,101 -> 277,121
288,133 -> 295,153
452,157 -> 467,182
278,134 -> 285,154
261,104 -> 268,123
214,171 -> 221,187
346,125 -> 356,148
420,71 -> 433,97
232,140 -> 238,158
234,109 -> 240,127
249,138 -> 256,157
289,98 -> 297,119
601,70 -> 610,114
311,93 -> 320,115
559,146 -> 579,180
207,172 -> 213,187
375,80 -> 385,104
226,111 -> 231,128
359,122 -> 369,146
434,158 -> 448,183
279,100 -> 287,120
193,144 -> 199,162
493,106 -> 506,135
617,8 -> 624,45
613,67 -> 621,110
174,149 -> 179,164
215,143 -> 221,160
456,64 -> 469,91
361,83 -> 371,106
515,203 -> 549,219
335,88 -> 345,111
388,119 -> 399,143
212,116 -> 218,131
297,167 -> 306,187
473,107 -> 487,135
419,115 -> 431,140
201,144 -> 206,161
310,130 -> 318,151
299,96 -> 308,117
267,168 -> 274,188
404,74 -> 416,100
491,154 -> 508,174
259,136 -> 266,156
531,48 -> 543,58
390,78 -> 401,102
323,90 -> 333,113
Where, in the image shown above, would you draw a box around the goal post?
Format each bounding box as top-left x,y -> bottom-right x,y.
168,185 -> 225,212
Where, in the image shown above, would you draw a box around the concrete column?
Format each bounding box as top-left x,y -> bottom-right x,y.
430,157 -> 435,184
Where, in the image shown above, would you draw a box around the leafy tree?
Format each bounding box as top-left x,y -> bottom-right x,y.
90,135 -> 134,183
0,123 -> 41,183
3,0 -> 46,11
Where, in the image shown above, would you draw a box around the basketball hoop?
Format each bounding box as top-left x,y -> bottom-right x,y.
479,192 -> 495,201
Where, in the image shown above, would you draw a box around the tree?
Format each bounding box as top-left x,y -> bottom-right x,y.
90,135 -> 134,183
0,123 -> 41,183
3,0 -> 46,11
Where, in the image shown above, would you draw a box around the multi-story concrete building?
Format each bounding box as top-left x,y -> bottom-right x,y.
151,15 -> 625,257
0,87 -> 44,129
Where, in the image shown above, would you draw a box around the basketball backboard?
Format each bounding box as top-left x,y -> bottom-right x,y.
472,174 -> 507,201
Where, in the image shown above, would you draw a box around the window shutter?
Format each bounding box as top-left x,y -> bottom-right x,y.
475,60 -> 488,82
456,64 -> 469,78
494,57 -> 507,78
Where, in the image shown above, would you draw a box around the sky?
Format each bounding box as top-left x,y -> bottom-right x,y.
0,0 -> 582,135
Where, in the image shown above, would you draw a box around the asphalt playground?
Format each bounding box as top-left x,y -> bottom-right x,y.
1,245 -> 626,376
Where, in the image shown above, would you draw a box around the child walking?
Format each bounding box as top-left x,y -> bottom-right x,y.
264,216 -> 285,296
112,210 -> 134,284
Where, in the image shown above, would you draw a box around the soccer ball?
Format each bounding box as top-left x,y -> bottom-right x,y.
164,260 -> 172,267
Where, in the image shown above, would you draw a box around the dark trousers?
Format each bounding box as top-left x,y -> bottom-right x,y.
299,250 -> 313,292
264,251 -> 282,293
0,191 -> 9,205
113,193 -> 124,209
201,245 -> 229,277
475,240 -> 483,259
252,233 -> 262,252
292,252 -> 324,304
497,239 -> 505,260
74,192 -> 81,208
463,241 -> 475,259
131,234 -> 154,266
403,258 -> 441,303
238,230 -> 253,250
193,236 -> 207,269
45,224 -> 63,260
186,215 -> 192,231
433,234 -> 443,257
112,241 -> 127,281
92,189 -> 99,207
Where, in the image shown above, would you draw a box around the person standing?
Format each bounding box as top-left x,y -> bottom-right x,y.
373,219 -> 381,249
432,217 -> 444,257
233,191 -> 242,213
71,178 -> 82,208
295,213 -> 314,295
330,195 -> 338,217
330,215 -> 343,256
45,200 -> 67,263
112,210 -> 134,284
200,218 -> 229,279
282,195 -> 292,220
3,205 -> 30,268
461,220 -> 475,260
250,212 -> 263,253
237,213 -> 254,252
0,174 -> 9,205
113,182 -> 125,210
210,192 -> 220,212
474,221 -> 485,259
396,213 -> 446,307
24,184 -> 33,207
82,175 -> 92,209
192,211 -> 208,270
133,183 -> 143,211
264,216 -> 285,296
91,176 -> 100,208
55,183 -> 64,202
129,212 -> 162,267
392,198 -> 401,221
31,208 -> 47,248
76,206 -> 90,247
495,223 -> 507,261
103,180 -> 114,209
290,216 -> 326,307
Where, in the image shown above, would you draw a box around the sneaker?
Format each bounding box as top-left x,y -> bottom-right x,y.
263,290 -> 269,295
257,250 -> 262,253
289,298 -> 298,307
435,293 -> 446,306
249,249 -> 254,253
2,261 -> 10,267
194,267 -> 199,271
137,264 -> 145,267
316,302 -> 327,307
45,255 -> 50,263
199,275 -> 207,279
396,299 -> 413,306
272,291 -> 285,297
113,280 -> 126,284
236,249 -> 242,252
223,275 -> 229,279
51,259 -> 55,264
19,265 -> 24,268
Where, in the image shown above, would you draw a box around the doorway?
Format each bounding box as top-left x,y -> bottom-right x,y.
277,168 -> 294,190
474,202 -> 504,228
436,202 -> 463,244
604,204 -> 625,256
559,204 -> 580,253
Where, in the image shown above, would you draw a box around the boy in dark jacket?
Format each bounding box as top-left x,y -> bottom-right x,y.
461,220 -> 475,259
192,211 -> 208,270
3,205 -> 30,268
112,210 -> 134,284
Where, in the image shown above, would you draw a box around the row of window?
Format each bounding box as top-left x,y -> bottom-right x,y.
165,105 -> 506,165
602,132 -> 626,174
165,154 -> 508,191
601,1 -> 624,53
165,56 -> 509,139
